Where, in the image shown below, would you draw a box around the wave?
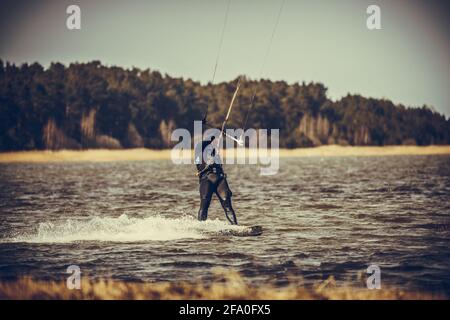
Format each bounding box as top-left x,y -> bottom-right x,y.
6,214 -> 245,243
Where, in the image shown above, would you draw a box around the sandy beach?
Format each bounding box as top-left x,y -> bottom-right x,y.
0,273 -> 445,300
0,145 -> 449,163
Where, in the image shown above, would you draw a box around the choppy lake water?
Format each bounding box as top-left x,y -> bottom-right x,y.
0,155 -> 449,294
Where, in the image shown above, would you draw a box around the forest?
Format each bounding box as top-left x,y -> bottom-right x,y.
0,60 -> 448,150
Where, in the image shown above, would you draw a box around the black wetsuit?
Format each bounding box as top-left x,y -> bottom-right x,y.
195,139 -> 238,225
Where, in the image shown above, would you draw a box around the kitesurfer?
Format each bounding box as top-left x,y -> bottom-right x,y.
195,135 -> 238,225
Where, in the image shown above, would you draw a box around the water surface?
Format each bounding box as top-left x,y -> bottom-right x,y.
0,155 -> 449,294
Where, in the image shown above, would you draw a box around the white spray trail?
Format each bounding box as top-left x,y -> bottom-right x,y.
7,214 -> 248,243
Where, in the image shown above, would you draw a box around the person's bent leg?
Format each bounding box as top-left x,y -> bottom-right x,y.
198,178 -> 213,221
221,197 -> 238,225
216,178 -> 238,225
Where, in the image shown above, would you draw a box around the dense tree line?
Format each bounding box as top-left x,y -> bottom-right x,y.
0,60 -> 448,150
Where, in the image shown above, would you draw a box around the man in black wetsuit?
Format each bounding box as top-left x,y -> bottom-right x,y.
195,135 -> 238,225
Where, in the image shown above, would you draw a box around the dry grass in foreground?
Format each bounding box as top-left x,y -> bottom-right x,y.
0,271 -> 445,300
0,145 -> 449,163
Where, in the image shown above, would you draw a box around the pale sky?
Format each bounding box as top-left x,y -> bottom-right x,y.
1,0 -> 449,115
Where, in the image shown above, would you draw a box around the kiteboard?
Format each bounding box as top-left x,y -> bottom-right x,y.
218,225 -> 263,237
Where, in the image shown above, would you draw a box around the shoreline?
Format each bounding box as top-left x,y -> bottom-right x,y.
0,145 -> 449,163
0,276 -> 445,300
